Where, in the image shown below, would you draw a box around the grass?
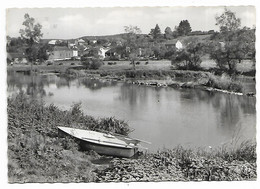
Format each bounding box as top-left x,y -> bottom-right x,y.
8,92 -> 131,183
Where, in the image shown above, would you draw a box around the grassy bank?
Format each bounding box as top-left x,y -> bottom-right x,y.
8,93 -> 256,182
8,92 -> 131,183
64,68 -> 244,93
7,60 -> 253,94
95,142 -> 256,182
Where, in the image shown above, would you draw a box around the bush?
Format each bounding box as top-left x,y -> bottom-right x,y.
204,73 -> 243,92
81,56 -> 103,70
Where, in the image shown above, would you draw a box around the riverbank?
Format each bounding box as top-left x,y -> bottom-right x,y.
8,63 -> 254,95
63,68 -> 247,94
8,93 -> 256,182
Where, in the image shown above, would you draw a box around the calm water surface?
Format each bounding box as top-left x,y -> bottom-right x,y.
7,72 -> 256,152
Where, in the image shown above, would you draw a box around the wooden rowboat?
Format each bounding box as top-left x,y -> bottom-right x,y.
58,126 -> 149,158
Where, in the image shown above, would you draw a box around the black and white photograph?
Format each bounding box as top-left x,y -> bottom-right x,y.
1,0 -> 258,186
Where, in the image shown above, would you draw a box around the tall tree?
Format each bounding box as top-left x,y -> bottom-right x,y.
215,8 -> 241,33
164,27 -> 173,39
19,14 -> 43,68
177,20 -> 192,36
124,25 -> 142,70
210,9 -> 254,75
149,24 -> 161,39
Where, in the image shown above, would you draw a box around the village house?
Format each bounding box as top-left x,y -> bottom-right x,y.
165,39 -> 183,50
48,46 -> 74,61
77,39 -> 85,46
99,47 -> 111,59
104,48 -> 121,60
48,40 -> 57,45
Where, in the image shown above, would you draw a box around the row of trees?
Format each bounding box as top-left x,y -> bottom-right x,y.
149,20 -> 192,40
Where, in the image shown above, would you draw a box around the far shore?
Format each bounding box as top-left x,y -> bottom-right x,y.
7,59 -> 256,95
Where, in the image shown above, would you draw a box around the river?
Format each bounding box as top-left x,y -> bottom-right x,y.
7,71 -> 256,152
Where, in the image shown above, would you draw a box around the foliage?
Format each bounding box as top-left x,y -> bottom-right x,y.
171,38 -> 204,70
164,26 -> 173,39
95,142 -> 256,182
209,30 -> 255,75
149,24 -> 162,39
124,25 -> 142,34
19,14 -> 43,63
8,92 -> 133,182
6,37 -> 25,53
215,8 -> 241,33
123,25 -> 143,69
210,9 -> 255,75
177,20 -> 192,36
81,55 -> 103,70
203,73 -> 243,92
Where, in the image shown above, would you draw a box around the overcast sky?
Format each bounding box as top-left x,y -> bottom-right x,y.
6,6 -> 255,39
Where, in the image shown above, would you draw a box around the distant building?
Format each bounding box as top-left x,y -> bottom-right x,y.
165,39 -> 183,50
105,48 -> 121,59
99,47 -> 110,59
48,40 -> 57,45
48,46 -> 73,60
77,39 -> 85,45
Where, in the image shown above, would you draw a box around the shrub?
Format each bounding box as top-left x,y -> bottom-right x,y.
81,56 -> 103,70
204,73 -> 243,92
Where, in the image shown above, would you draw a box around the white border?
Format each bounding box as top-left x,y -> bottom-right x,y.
1,1 -> 259,189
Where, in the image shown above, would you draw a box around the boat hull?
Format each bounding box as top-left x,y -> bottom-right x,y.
58,127 -> 138,158
79,139 -> 138,158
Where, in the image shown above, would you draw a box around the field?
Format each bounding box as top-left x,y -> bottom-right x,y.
7,56 -> 255,74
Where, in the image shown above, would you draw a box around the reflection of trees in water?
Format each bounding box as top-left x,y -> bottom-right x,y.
79,78 -> 117,90
218,95 -> 240,129
56,77 -> 74,88
240,97 -> 256,115
118,83 -> 149,107
181,88 -> 255,133
8,72 -> 47,97
26,79 -> 46,97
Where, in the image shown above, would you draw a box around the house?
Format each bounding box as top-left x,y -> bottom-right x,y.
48,46 -> 73,61
99,47 -> 110,59
71,46 -> 79,57
104,48 -> 121,60
165,39 -> 183,50
48,40 -> 57,45
77,39 -> 85,45
7,52 -> 28,64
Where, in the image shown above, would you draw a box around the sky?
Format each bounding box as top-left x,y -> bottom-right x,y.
6,6 -> 256,39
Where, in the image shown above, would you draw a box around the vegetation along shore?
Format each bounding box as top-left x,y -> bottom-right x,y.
8,93 -> 256,182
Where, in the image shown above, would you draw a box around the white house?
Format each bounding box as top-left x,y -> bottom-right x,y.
99,47 -> 111,59
48,40 -> 57,45
165,39 -> 183,50
175,40 -> 183,50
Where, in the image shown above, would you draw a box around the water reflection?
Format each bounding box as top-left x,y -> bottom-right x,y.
79,78 -> 117,90
7,71 -> 256,150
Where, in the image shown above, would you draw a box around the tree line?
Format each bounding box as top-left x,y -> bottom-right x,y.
7,8 -> 256,75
